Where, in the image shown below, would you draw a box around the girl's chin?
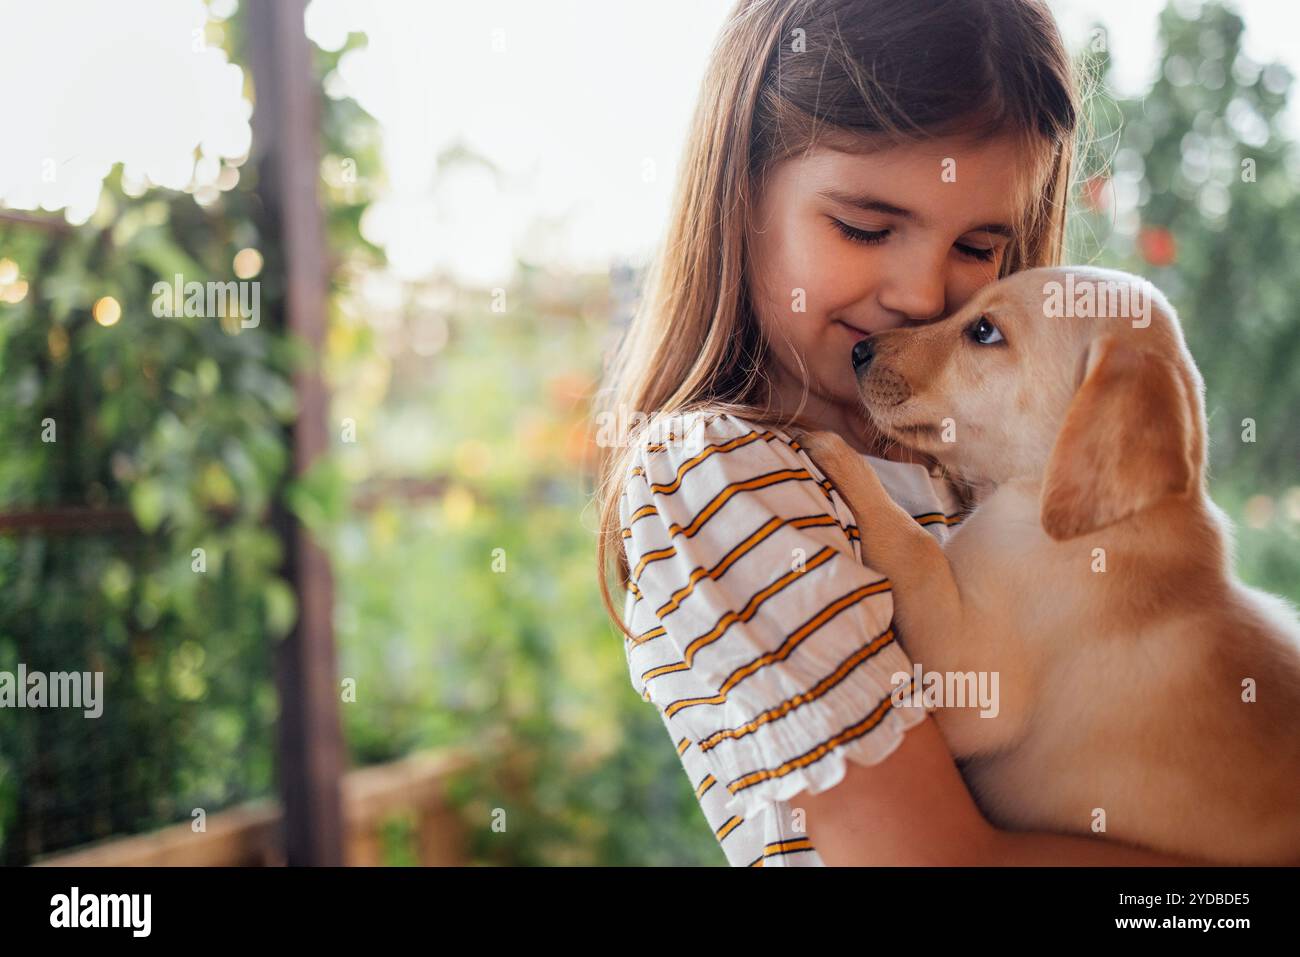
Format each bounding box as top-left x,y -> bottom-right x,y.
811,371 -> 863,408
823,355 -> 867,395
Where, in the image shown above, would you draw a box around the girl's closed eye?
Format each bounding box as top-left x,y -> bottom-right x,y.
830,218 -> 890,245
954,242 -> 997,262
830,217 -> 1000,261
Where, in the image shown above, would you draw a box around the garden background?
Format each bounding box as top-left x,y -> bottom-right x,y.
0,0 -> 1296,866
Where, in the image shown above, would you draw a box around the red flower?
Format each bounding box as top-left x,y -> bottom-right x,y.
1138,226 -> 1176,267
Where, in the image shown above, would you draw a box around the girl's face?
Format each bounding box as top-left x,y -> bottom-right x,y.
747,133 -> 1032,437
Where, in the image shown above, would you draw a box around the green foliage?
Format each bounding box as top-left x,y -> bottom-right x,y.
0,11 -> 385,864
323,281 -> 721,864
0,183 -> 291,861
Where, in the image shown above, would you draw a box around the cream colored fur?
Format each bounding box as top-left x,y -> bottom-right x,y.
799,266 -> 1300,864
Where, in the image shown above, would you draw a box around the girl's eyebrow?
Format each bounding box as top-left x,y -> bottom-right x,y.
817,187 -> 1015,238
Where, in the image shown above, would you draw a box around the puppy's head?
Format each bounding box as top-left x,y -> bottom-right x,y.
853,266 -> 1205,540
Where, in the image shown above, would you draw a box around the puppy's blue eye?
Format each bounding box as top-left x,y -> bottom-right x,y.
969,315 -> 1004,345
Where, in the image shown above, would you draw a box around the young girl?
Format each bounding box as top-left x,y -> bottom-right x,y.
595,0 -> 1201,866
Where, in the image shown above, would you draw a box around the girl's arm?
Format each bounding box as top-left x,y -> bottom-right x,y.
801,716 -> 1211,866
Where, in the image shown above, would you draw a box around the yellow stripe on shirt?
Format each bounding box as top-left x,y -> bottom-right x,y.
724,680 -> 914,798
641,546 -> 839,685
715,816 -> 744,841
746,838 -> 816,866
624,470 -> 831,582
646,430 -> 776,496
652,513 -> 841,620
695,626 -> 897,751
657,573 -> 891,714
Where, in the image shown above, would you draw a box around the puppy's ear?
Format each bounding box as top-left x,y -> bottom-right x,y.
1040,334 -> 1197,541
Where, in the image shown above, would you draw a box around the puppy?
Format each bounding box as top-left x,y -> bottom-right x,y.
798,265 -> 1300,864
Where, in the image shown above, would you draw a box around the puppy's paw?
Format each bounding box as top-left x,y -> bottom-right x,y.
796,430 -> 894,509
793,430 -> 860,487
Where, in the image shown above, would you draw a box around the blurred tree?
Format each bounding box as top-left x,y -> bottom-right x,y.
1070,0 -> 1299,601
0,3 -> 383,863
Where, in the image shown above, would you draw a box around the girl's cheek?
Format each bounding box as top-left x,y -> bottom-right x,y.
766,222 -> 865,318
812,250 -> 880,313
950,261 -> 1003,306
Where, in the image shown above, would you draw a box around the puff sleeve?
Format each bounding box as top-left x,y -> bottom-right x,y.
619,411 -> 928,822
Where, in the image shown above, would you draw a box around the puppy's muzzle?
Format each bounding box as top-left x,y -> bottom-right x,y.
853,338 -> 912,406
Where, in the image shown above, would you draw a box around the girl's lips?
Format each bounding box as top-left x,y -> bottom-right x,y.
834,320 -> 872,344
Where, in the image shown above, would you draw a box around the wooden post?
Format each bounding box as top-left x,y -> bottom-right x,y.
246,0 -> 345,866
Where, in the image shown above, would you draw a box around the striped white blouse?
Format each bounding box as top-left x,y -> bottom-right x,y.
619,409 -> 964,866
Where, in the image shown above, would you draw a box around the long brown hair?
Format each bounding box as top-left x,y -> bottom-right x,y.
594,0 -> 1087,638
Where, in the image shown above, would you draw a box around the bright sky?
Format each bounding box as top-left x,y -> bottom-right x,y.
0,0 -> 248,224
1,0 -> 1297,283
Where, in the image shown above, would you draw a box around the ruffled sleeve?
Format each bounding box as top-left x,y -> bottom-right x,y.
619,411 -> 927,822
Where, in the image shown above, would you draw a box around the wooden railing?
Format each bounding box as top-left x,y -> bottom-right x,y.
33,749 -> 473,867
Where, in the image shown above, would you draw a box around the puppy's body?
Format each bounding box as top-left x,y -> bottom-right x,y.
945,479 -> 1300,863
801,266 -> 1300,864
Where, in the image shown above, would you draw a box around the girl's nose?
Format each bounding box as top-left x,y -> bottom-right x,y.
877,262 -> 946,326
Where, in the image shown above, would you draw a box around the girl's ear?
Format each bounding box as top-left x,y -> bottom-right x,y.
1040,334 -> 1198,541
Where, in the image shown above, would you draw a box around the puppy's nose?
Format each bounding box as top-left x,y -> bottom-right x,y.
852,337 -> 875,372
